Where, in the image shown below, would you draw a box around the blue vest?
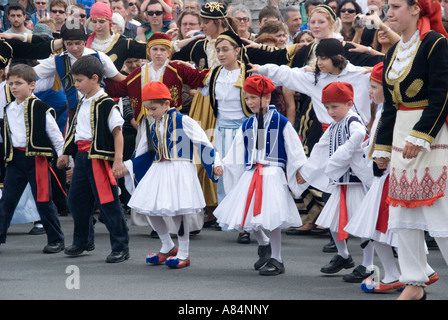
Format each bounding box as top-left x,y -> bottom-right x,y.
241,106 -> 288,171
54,51 -> 102,112
132,109 -> 217,183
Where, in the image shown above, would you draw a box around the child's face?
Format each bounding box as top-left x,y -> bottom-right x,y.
148,44 -> 170,66
73,73 -> 99,97
299,33 -> 314,45
324,100 -> 353,122
7,75 -> 35,103
317,56 -> 338,74
216,40 -> 240,68
64,40 -> 86,59
244,91 -> 270,114
143,100 -> 170,120
369,80 -> 384,104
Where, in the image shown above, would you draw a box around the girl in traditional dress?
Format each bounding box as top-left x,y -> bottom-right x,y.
197,30 -> 253,242
373,0 -> 448,300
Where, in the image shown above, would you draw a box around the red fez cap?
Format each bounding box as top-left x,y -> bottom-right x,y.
142,82 -> 172,101
147,32 -> 172,48
321,82 -> 354,103
370,62 -> 383,85
243,75 -> 276,96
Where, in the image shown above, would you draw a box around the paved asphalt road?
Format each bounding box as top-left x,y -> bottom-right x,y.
0,214 -> 446,307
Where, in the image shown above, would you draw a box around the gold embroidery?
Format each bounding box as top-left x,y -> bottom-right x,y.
204,2 -> 225,12
405,79 -> 424,98
169,86 -> 179,106
375,144 -> 392,152
410,130 -> 434,143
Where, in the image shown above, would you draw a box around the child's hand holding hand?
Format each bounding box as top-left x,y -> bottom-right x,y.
374,157 -> 390,169
57,155 -> 69,169
112,161 -> 128,179
296,171 -> 306,184
214,166 -> 223,177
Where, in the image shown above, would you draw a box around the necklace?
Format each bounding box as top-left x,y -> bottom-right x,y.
91,33 -> 115,52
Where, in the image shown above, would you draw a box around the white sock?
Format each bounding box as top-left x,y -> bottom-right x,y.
252,229 -> 270,246
173,215 -> 189,260
149,216 -> 175,253
331,231 -> 349,259
374,242 -> 401,283
361,238 -> 374,267
269,228 -> 282,263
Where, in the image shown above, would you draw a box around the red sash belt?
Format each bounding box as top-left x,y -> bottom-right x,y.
242,164 -> 263,227
337,185 -> 349,241
15,147 -> 49,202
322,123 -> 330,133
376,175 -> 390,233
77,140 -> 117,204
398,103 -> 448,127
398,104 -> 426,111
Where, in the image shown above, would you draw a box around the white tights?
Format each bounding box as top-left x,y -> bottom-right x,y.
253,228 -> 282,262
149,215 -> 190,260
330,231 -> 374,267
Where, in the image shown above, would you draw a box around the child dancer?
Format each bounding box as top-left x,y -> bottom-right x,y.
123,81 -> 217,269
213,75 -> 307,276
296,82 -> 374,279
0,64 -> 65,253
346,63 -> 439,292
57,55 -> 130,263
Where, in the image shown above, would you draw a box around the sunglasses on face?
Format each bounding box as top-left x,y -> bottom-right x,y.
35,2 -> 47,5
51,9 -> 66,14
147,10 -> 164,16
340,8 -> 356,13
128,2 -> 136,6
73,13 -> 87,18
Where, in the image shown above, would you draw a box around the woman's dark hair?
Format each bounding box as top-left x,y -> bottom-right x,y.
314,55 -> 348,85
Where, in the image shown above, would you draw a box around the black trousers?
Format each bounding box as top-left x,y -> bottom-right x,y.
68,151 -> 129,252
0,149 -> 64,244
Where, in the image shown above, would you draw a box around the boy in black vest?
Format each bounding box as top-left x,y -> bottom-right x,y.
57,55 -> 129,263
0,64 -> 65,253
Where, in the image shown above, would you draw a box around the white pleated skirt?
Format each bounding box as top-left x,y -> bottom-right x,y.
214,166 -> 302,232
344,174 -> 398,247
128,160 -> 206,217
316,184 -> 366,233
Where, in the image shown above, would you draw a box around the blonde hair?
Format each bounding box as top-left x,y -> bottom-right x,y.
309,6 -> 337,33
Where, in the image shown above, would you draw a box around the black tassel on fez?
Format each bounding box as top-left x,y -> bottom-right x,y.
256,78 -> 265,150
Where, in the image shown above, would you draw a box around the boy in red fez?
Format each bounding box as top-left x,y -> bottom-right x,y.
213,74 -> 308,276
343,62 -> 408,293
121,81 -> 217,269
297,81 -> 376,282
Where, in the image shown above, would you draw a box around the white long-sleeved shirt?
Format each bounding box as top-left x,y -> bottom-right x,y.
74,89 -> 124,143
6,97 -> 65,156
258,63 -> 372,125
